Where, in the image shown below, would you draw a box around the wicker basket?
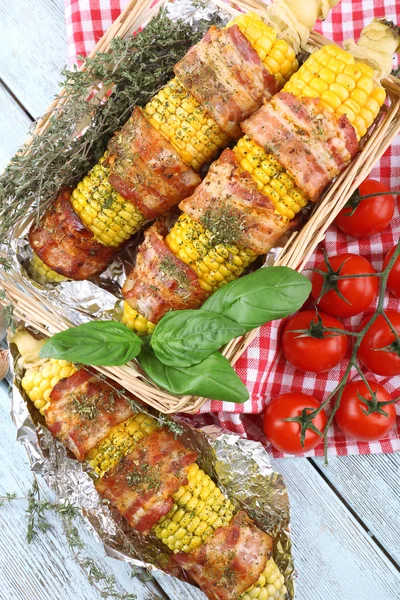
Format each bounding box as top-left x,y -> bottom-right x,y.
2,0 -> 400,413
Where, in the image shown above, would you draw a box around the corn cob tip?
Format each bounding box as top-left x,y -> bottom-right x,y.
343,18 -> 400,81
21,359 -> 77,415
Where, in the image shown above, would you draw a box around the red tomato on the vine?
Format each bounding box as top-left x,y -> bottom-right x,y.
334,179 -> 395,238
358,310 -> 400,376
311,253 -> 378,318
282,310 -> 348,373
335,380 -> 396,442
263,392 -> 327,455
382,245 -> 400,298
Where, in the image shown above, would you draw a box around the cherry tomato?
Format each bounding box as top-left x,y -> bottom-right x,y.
311,253 -> 378,318
358,310 -> 400,376
282,310 -> 348,373
263,392 -> 327,455
335,380 -> 396,442
334,179 -> 395,238
382,245 -> 400,298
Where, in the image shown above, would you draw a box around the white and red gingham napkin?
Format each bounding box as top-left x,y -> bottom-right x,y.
65,0 -> 400,456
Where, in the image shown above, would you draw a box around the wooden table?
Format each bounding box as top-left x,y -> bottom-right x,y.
1,2 -> 399,599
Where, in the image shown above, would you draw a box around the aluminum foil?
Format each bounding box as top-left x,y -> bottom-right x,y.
8,322 -> 295,598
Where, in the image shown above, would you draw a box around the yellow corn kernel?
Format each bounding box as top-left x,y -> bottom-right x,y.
29,252 -> 69,285
22,360 -> 77,415
87,413 -> 159,477
230,12 -> 298,86
233,136 -> 308,220
143,78 -> 228,170
240,558 -> 287,600
70,154 -> 146,247
122,302 -> 156,336
165,213 -> 257,294
153,464 -> 235,552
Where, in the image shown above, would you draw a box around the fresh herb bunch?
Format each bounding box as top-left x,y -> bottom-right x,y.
288,241 -> 400,461
40,266 -> 311,403
1,478 -> 138,599
0,6 -> 222,240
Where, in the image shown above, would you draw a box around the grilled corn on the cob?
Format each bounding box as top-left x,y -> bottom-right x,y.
284,44 -> 386,138
71,154 -> 146,247
87,413 -> 159,477
143,78 -> 229,171
21,359 -> 77,415
231,12 -> 299,86
154,462 -> 235,553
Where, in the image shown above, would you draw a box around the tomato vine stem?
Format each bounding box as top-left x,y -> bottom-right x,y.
289,240 -> 400,463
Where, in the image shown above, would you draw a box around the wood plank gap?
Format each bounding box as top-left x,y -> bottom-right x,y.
0,78 -> 35,121
308,457 -> 400,572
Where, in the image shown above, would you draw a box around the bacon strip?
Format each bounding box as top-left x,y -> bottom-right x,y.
45,370 -> 136,461
179,149 -> 288,255
29,190 -> 118,280
174,25 -> 278,139
108,108 -> 201,220
174,511 -> 273,600
122,224 -> 208,323
95,429 -> 198,533
241,92 -> 359,201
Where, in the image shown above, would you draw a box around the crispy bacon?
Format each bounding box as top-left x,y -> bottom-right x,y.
45,370 -> 136,461
174,25 -> 278,139
122,224 -> 208,323
179,149 -> 288,255
95,429 -> 198,533
29,190 -> 118,280
174,511 -> 273,600
108,108 -> 201,220
241,92 -> 359,201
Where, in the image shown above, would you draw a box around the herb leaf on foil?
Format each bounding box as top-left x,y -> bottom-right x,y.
138,346 -> 249,404
151,310 -> 245,367
0,7 -> 222,239
40,321 -> 142,366
202,266 -> 312,331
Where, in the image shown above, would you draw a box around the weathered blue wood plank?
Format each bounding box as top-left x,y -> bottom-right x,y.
0,83 -> 32,171
312,454 -> 400,564
0,0 -> 67,117
272,456 -> 400,600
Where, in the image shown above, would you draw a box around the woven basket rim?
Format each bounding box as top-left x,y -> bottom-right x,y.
2,0 -> 400,414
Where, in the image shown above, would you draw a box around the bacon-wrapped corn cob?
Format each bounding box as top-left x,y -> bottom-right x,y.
30,2 -> 341,286
26,359 -> 287,600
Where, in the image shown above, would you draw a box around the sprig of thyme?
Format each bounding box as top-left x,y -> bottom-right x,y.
2,478 -> 141,599
0,7 -> 222,239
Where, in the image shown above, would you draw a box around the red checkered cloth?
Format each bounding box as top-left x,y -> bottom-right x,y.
65,0 -> 400,456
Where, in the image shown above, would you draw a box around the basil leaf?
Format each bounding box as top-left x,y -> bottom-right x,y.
40,321 -> 142,366
202,266 -> 311,331
138,346 -> 249,404
151,310 -> 246,367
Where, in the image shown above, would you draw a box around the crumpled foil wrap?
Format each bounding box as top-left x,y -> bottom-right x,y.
8,323 -> 295,598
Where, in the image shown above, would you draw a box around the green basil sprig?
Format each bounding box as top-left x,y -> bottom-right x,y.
151,310 -> 245,368
40,321 -> 142,366
138,346 -> 249,404
202,266 -> 311,331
